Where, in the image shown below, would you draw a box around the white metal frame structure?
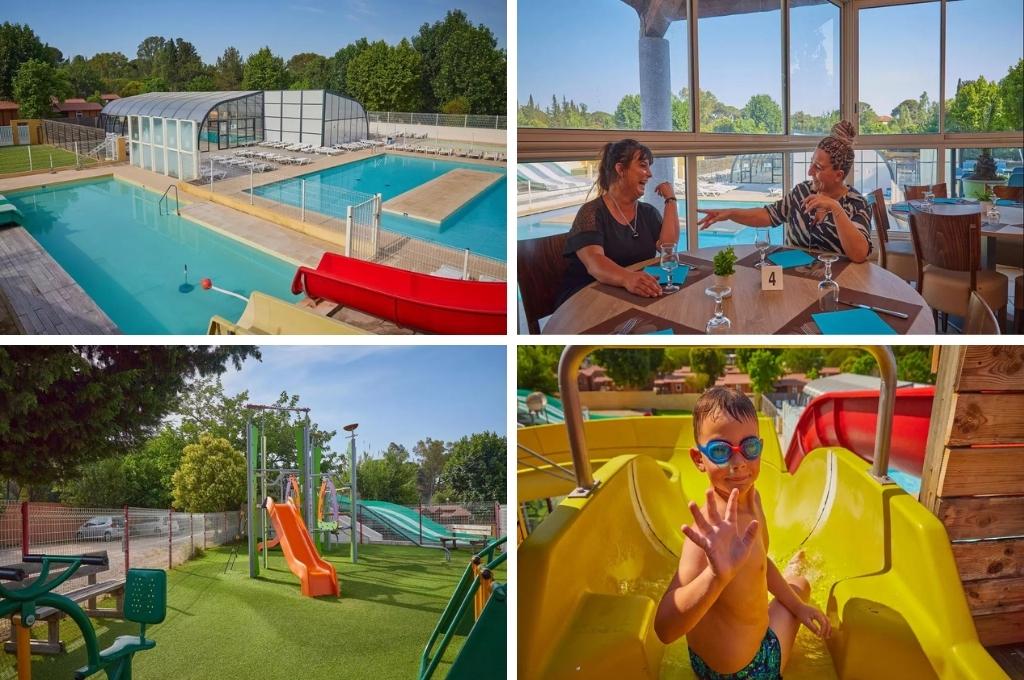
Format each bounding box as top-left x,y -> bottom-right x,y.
263,90 -> 368,148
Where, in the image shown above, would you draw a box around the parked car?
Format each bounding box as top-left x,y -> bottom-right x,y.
76,516 -> 125,542
131,516 -> 183,536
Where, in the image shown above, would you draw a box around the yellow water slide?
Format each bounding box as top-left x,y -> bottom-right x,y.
517,346 -> 1006,679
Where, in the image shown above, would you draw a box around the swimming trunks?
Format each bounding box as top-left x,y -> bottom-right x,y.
688,627 -> 782,680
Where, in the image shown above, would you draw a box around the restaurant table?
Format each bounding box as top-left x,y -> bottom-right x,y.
542,245 -> 935,335
889,200 -> 1023,269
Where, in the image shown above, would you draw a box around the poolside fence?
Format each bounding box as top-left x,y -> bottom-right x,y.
41,120 -> 118,166
368,111 -> 506,130
201,166 -> 507,282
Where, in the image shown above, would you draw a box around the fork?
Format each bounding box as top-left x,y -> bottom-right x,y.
800,322 -> 821,335
615,317 -> 640,335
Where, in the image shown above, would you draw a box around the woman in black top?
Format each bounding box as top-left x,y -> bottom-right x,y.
556,139 -> 680,307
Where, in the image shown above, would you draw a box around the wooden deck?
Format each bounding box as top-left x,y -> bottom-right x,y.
0,226 -> 118,334
988,643 -> 1024,679
382,168 -> 500,223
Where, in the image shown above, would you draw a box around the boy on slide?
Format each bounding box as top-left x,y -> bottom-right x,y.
654,387 -> 831,679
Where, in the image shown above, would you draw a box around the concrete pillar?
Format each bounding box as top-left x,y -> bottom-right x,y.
639,36 -> 675,207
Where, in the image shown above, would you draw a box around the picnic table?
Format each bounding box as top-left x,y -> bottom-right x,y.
542,245 -> 934,335
1,551 -> 125,655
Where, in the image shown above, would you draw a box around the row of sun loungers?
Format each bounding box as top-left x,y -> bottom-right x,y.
389,144 -> 505,161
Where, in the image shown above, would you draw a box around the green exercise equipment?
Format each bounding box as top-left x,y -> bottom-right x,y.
0,554 -> 165,680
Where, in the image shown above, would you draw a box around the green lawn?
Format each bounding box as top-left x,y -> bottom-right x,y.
0,144 -> 96,175
1,543 -> 503,679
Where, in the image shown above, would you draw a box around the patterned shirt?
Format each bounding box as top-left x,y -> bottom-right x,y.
765,181 -> 872,256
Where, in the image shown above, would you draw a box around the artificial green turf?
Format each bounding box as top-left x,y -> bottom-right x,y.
0,144 -> 96,175
0,543 -> 504,679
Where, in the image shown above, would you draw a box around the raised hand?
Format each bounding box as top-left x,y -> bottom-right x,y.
681,488 -> 760,581
696,208 -> 732,231
654,181 -> 675,200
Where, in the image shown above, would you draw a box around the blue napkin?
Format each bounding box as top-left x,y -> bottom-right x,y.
767,250 -> 816,268
890,202 -> 911,213
646,328 -> 675,335
812,308 -> 897,335
931,197 -> 965,204
644,264 -> 690,284
995,199 -> 1023,207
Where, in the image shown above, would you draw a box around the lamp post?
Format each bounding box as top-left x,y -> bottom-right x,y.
344,423 -> 359,563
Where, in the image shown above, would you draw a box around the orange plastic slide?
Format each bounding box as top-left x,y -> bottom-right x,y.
264,497 -> 340,597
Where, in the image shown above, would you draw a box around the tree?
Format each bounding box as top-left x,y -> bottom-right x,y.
0,346 -> 257,486
746,350 -> 783,397
88,52 -> 130,84
998,58 -> 1023,130
286,52 -> 330,90
591,349 -> 665,389
242,47 -> 289,90
325,39 -> 369,95
356,443 -> 418,504
135,36 -> 168,80
893,347 -> 935,384
414,438 -> 448,503
214,47 -> 245,90
414,10 -> 497,111
689,348 -> 728,383
172,435 -> 246,512
63,56 -> 103,98
742,94 -> 782,133
517,346 -> 560,395
441,96 -> 471,114
946,76 -> 1002,132
433,28 -> 505,114
153,38 -> 204,90
345,39 -> 423,112
12,59 -> 68,118
779,349 -> 824,374
659,347 -> 692,372
0,22 -> 51,99
614,94 -> 642,129
437,432 -> 506,503
185,75 -> 215,92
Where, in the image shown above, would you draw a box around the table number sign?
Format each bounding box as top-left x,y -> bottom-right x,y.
762,265 -> 784,291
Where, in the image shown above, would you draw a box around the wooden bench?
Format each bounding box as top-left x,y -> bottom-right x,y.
3,551 -> 125,655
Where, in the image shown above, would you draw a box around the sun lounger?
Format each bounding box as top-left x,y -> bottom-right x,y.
208,291 -> 371,335
290,252 -> 505,335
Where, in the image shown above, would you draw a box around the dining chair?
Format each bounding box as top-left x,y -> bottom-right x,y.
517,232 -> 569,334
965,290 -> 1001,334
904,183 -> 948,200
1015,274 -> 1023,334
908,207 -> 1008,333
869,188 -> 917,284
993,185 -> 1024,202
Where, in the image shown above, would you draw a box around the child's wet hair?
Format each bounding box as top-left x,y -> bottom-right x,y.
692,386 -> 757,442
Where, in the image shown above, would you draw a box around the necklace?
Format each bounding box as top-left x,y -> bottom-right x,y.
608,193 -> 639,239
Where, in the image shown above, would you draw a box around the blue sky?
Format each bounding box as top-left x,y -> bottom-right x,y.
7,0 -> 505,63
218,345 -> 506,457
519,0 -> 1021,117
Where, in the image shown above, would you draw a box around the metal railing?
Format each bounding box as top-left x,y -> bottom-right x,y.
328,501 -> 507,548
159,184 -> 180,216
195,150 -> 507,282
368,111 -> 506,130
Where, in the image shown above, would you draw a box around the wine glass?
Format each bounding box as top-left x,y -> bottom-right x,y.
659,243 -> 680,293
705,284 -> 732,333
817,254 -> 840,312
923,188 -> 935,211
753,228 -> 770,268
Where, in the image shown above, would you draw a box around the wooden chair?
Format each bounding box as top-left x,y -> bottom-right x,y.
904,183 -> 948,200
908,206 -> 1008,333
869,188 -> 917,284
993,185 -> 1024,202
517,232 -> 569,334
965,291 -> 1001,334
1015,274 -> 1023,334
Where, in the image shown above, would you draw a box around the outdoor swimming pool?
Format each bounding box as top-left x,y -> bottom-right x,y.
518,199 -> 785,247
252,154 -> 507,260
7,178 -> 300,334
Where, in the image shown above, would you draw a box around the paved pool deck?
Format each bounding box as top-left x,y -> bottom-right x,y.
382,168 -> 501,223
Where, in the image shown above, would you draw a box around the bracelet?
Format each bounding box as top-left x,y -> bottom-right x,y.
664,197 -> 677,203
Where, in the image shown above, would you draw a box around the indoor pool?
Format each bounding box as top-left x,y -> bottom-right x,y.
7,178 -> 300,334
517,199 -> 785,247
252,154 -> 507,260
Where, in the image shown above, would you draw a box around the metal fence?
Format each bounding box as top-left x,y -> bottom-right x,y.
368,111 -> 506,130
194,152 -> 507,282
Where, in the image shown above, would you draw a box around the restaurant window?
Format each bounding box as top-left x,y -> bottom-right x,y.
790,0 -> 840,135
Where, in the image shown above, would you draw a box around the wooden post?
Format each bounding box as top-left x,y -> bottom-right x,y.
13,615 -> 30,680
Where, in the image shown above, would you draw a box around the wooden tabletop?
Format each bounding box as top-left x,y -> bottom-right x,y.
543,245 -> 935,335
890,201 -> 1023,241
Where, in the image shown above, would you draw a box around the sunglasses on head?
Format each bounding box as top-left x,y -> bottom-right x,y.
696,436 -> 763,466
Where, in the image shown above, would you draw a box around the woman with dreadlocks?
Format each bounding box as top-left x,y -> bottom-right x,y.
696,120 -> 872,263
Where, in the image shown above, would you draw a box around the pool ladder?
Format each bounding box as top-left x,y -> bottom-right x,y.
159,184 -> 180,216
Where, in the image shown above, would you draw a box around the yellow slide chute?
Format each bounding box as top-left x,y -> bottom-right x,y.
517,347 -> 1006,680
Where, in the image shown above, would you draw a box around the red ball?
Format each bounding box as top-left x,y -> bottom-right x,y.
201,278 -> 212,290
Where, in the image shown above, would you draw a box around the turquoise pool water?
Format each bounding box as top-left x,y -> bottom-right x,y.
518,200 -> 785,247
252,154 -> 507,261
8,178 -> 300,334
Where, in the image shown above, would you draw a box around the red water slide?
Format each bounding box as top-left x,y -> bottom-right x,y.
784,387 -> 934,476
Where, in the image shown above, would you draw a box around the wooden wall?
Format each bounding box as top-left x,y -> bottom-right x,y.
920,345 -> 1024,646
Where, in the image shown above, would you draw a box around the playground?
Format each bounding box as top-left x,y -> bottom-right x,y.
0,346 -> 507,680
517,345 -> 1023,679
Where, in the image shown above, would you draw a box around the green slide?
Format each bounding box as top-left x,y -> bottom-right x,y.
337,496 -> 484,547
516,389 -> 616,425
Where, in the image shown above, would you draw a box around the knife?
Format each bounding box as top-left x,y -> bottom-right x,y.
838,299 -> 909,319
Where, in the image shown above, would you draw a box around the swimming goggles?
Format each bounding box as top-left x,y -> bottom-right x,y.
696,436 -> 763,466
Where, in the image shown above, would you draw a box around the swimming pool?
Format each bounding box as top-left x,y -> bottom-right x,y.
252,154 -> 507,260
518,199 -> 785,247
7,178 -> 300,334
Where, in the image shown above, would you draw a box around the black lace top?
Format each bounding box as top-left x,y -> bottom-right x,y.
556,197 -> 662,307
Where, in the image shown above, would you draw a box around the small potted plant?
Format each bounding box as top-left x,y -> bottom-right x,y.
977,188 -> 994,215
712,246 -> 737,297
